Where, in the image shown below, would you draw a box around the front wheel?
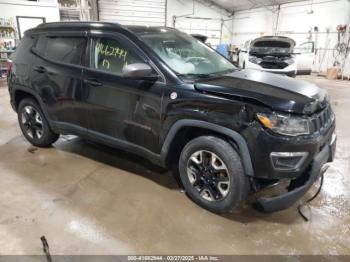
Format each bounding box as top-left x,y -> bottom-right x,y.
18,98 -> 59,147
179,136 -> 249,213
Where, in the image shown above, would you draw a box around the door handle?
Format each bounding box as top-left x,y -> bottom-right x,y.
84,78 -> 102,87
34,66 -> 47,73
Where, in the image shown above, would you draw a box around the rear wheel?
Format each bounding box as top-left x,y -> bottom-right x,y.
18,98 -> 59,147
179,136 -> 249,213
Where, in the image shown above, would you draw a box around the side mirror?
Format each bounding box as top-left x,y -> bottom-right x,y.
122,63 -> 158,81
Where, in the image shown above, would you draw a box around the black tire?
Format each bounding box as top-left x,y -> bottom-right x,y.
179,136 -> 249,213
18,98 -> 59,147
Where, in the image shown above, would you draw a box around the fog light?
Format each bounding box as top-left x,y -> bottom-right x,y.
270,152 -> 308,171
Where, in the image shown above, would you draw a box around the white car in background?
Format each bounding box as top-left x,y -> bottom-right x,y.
294,41 -> 315,74
238,36 -> 298,77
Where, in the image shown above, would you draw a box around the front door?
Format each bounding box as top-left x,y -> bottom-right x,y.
82,33 -> 163,153
295,41 -> 315,74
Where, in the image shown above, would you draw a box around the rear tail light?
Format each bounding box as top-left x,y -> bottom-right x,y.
6,59 -> 13,76
7,60 -> 13,73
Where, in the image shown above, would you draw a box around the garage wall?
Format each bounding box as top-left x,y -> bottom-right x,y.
98,0 -> 166,26
97,0 -> 234,48
167,0 -> 233,48
231,0 -> 350,75
0,0 -> 60,38
0,0 -> 60,22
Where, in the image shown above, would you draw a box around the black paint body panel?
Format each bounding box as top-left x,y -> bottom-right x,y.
8,22 -> 335,183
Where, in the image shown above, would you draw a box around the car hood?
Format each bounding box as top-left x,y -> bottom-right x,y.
250,36 -> 296,54
194,69 -> 328,114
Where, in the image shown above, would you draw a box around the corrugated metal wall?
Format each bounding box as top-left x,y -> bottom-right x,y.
98,0 -> 166,26
174,17 -> 223,48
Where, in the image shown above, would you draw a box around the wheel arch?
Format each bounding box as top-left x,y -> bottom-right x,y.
12,86 -> 55,130
160,120 -> 254,176
12,85 -> 43,109
13,89 -> 38,110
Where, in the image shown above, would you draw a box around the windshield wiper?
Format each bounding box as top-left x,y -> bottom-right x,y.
212,68 -> 236,75
178,69 -> 236,78
177,73 -> 214,78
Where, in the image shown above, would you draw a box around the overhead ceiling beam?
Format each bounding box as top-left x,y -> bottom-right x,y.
196,0 -> 234,16
246,0 -> 277,13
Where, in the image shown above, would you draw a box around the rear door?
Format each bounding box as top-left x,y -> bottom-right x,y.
82,31 -> 164,153
31,32 -> 89,131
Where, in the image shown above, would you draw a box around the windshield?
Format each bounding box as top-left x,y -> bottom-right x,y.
250,41 -> 292,55
138,29 -> 235,77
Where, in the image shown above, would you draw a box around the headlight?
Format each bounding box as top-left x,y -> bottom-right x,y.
248,56 -> 262,64
284,57 -> 295,64
256,112 -> 310,136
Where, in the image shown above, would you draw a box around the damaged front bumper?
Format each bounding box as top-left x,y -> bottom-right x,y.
256,133 -> 336,213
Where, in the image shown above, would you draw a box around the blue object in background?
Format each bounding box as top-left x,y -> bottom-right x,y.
216,44 -> 229,58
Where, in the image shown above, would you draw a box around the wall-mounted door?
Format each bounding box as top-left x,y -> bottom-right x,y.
98,0 -> 166,26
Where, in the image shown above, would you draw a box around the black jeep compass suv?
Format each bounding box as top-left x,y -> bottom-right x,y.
8,22 -> 336,213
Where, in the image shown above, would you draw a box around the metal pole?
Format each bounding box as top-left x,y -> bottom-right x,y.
95,0 -> 100,21
274,5 -> 280,35
220,18 -> 224,44
164,0 -> 168,26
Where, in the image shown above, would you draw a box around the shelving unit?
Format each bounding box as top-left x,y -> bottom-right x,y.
0,22 -> 17,78
0,25 -> 14,29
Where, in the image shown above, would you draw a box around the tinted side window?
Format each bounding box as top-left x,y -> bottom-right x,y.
90,37 -> 144,74
45,37 -> 86,65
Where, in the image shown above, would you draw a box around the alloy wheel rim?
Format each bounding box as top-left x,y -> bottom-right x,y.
21,106 -> 44,140
186,150 -> 230,202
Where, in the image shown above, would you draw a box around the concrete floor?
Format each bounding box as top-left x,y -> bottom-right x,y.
0,75 -> 349,255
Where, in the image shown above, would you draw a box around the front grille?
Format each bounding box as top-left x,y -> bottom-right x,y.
260,61 -> 288,69
310,105 -> 334,132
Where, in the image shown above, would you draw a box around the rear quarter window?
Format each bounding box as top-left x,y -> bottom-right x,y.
10,35 -> 35,62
